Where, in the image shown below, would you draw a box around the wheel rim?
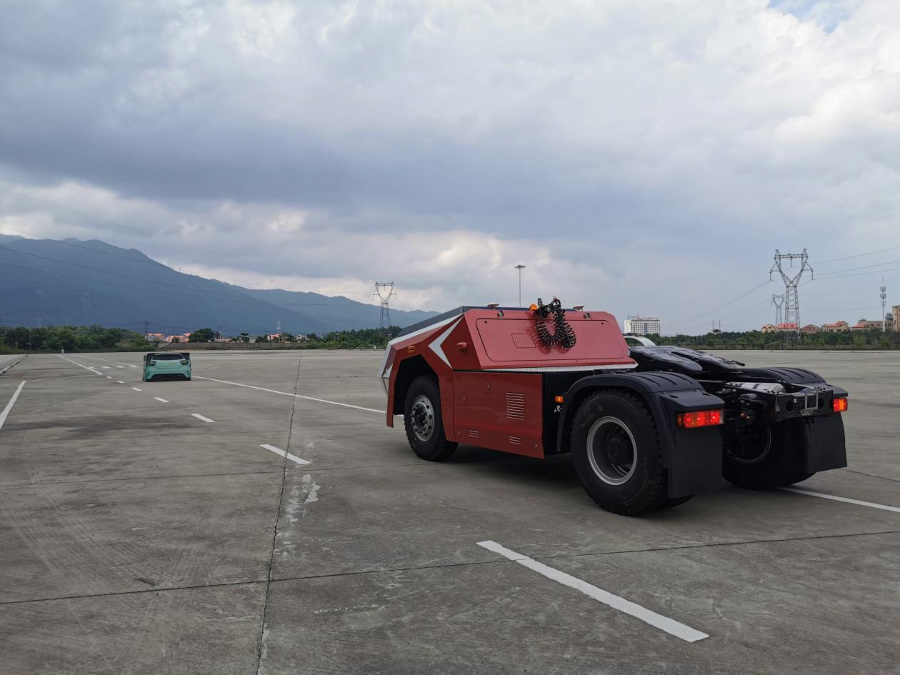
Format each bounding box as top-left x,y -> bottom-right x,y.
411,394 -> 436,442
586,416 -> 637,485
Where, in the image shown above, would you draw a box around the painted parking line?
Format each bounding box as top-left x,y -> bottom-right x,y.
780,487 -> 900,514
0,382 -> 26,432
260,444 -> 311,466
477,541 -> 709,643
132,387 -> 142,392
154,397 -> 169,403
194,376 -> 384,414
191,413 -> 215,423
57,355 -> 103,376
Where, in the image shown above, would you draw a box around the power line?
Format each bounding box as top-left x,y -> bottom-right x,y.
668,279 -> 772,328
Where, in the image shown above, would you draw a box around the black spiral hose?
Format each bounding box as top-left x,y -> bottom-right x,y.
533,297 -> 577,350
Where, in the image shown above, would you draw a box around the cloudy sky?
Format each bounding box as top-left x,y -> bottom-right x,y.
0,0 -> 898,332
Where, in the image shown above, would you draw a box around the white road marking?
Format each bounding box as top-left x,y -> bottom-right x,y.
154,397 -> 169,403
191,413 -> 215,423
115,366 -> 125,369
477,540 -> 709,643
132,387 -> 142,392
57,355 -> 103,376
780,487 -> 900,514
102,366 -> 111,369
116,380 -> 125,384
0,357 -> 25,375
106,376 -> 113,379
260,444 -> 311,466
195,376 -> 384,414
0,381 -> 26,432
129,365 -> 138,368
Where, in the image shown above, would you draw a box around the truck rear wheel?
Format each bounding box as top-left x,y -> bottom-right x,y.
403,376 -> 457,462
571,391 -> 674,515
723,419 -> 813,489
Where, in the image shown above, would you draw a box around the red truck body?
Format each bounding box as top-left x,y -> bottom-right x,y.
381,306 -> 635,458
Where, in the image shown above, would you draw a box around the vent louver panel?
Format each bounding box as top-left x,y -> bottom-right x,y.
506,392 -> 525,420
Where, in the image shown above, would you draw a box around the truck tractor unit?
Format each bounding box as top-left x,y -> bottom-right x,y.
380,300 -> 848,515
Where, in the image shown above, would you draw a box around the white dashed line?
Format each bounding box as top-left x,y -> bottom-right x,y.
191,413 -> 215,423
102,366 -> 111,369
195,376 -> 384,414
106,376 -> 113,379
115,366 -> 125,369
57,355 -> 103,376
132,387 -> 142,392
780,487 -> 900,514
260,444 -> 310,466
154,397 -> 169,403
0,382 -> 26,432
116,380 -> 125,384
476,541 -> 708,643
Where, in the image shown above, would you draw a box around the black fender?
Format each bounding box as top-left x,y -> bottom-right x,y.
557,372 -> 725,498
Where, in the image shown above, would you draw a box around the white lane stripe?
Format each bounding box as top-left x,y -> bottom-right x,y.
129,365 -> 138,368
0,381 -> 26,432
0,356 -> 25,375
57,355 -> 103,375
780,487 -> 900,514
115,366 -> 125,369
106,376 -> 113,379
154,397 -> 169,403
116,380 -> 125,384
191,413 -> 215,423
132,387 -> 142,392
194,376 -> 384,414
102,366 -> 111,369
477,541 -> 709,643
260,444 -> 311,466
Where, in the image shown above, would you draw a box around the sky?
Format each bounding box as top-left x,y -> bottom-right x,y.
0,0 -> 898,334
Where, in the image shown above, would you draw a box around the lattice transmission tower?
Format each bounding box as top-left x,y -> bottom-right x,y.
772,294 -> 784,326
770,249 -> 813,335
881,280 -> 888,332
374,282 -> 396,332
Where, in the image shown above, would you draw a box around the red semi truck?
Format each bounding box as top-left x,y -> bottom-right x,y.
380,300 -> 848,515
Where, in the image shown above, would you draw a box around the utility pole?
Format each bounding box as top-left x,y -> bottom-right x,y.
772,294 -> 784,326
770,249 -> 813,337
515,264 -> 526,306
881,280 -> 887,332
374,282 -> 396,333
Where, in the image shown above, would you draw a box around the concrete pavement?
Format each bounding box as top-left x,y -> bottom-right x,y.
0,350 -> 897,673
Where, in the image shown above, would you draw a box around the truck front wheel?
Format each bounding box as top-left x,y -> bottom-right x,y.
571,391 -> 674,515
403,376 -> 457,462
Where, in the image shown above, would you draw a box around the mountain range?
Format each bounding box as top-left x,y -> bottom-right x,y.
0,235 -> 436,335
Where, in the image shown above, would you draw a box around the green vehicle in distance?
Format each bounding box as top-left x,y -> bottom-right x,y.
143,352 -> 191,382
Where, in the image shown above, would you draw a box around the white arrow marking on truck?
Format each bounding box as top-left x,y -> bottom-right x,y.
780,487 -> 900,513
477,540 -> 709,643
428,317 -> 463,368
260,444 -> 310,466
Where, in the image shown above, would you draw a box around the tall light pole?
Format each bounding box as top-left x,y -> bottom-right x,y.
515,264 -> 526,306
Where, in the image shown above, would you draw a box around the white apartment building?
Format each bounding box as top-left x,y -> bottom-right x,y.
624,316 -> 661,336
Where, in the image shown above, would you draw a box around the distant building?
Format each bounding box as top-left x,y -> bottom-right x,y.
761,323 -> 777,333
801,324 -> 820,335
822,321 -> 850,333
165,333 -> 191,343
851,319 -> 883,331
893,305 -> 900,332
145,332 -> 165,342
776,322 -> 799,332
624,316 -> 661,336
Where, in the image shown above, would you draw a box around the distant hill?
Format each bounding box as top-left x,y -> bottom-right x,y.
0,235 -> 436,335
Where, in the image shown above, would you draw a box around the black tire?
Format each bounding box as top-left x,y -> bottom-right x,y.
723,419 -> 813,489
403,376 -> 457,461
185,376 -> 191,381
570,391 -> 676,515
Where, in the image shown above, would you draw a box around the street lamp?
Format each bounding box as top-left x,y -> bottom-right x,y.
515,264 -> 526,307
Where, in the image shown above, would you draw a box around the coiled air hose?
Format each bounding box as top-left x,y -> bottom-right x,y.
533,297 -> 577,350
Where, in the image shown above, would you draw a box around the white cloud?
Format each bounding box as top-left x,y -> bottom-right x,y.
0,0 -> 899,330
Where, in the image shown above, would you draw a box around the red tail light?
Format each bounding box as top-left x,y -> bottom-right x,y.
677,409 -> 724,428
832,397 -> 848,413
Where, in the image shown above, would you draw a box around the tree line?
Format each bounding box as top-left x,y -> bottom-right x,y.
651,327 -> 900,350
0,325 -> 152,353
